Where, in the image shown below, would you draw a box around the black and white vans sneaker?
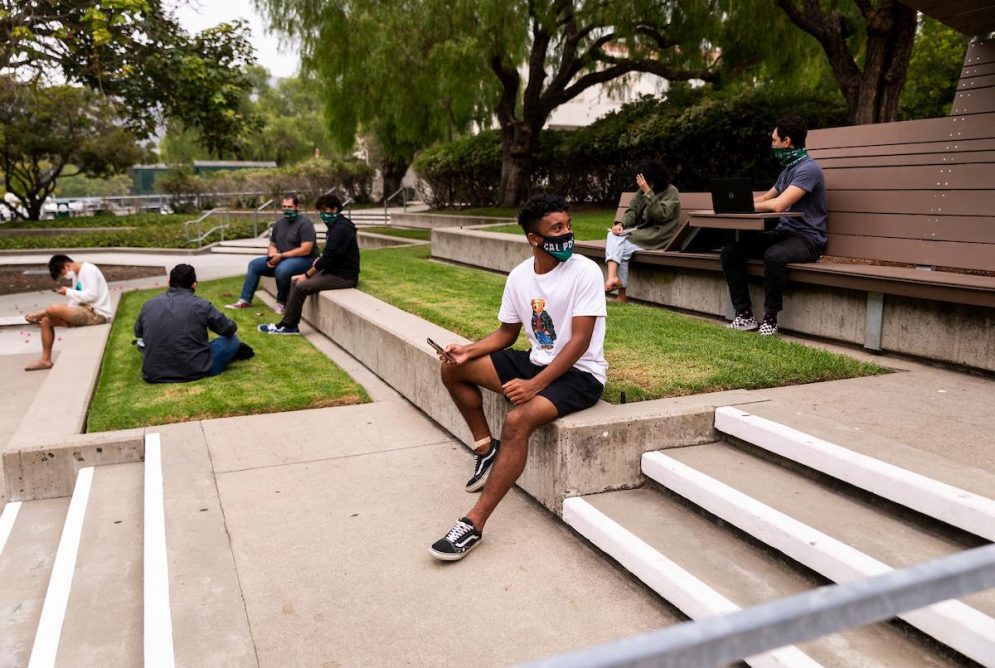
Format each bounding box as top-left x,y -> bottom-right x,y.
757,314 -> 779,336
728,311 -> 759,331
429,517 -> 482,561
465,439 -> 500,492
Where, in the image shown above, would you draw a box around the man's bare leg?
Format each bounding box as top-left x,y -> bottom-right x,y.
25,304 -> 74,369
465,396 -> 558,530
440,356 -> 504,453
604,260 -> 622,292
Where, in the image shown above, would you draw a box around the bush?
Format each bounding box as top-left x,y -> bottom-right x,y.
415,87 -> 850,207
200,157 -> 375,205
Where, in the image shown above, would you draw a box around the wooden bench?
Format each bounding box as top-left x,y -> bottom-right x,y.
577,38 -> 995,353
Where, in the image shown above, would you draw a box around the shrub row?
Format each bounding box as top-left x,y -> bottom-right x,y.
414,87 -> 849,207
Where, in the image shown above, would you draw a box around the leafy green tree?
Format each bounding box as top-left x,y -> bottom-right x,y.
1,1 -> 258,156
0,80 -> 143,220
255,0 -> 493,198
899,16 -> 968,120
770,0 -> 917,124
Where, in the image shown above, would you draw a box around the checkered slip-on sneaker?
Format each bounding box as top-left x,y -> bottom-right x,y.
429,517 -> 482,561
727,312 -> 759,331
466,439 -> 500,492
757,316 -> 779,336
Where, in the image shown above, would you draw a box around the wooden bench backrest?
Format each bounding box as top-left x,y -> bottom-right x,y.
805,38 -> 995,271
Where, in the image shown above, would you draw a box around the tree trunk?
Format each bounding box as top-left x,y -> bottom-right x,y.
381,159 -> 408,201
499,121 -> 536,208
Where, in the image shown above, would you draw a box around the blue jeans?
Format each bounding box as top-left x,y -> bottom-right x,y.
239,256 -> 314,305
208,335 -> 241,377
604,231 -> 644,288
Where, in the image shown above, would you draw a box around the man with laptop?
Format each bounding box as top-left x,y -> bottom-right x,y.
719,115 -> 827,336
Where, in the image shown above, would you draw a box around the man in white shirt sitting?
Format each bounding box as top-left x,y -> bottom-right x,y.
429,194 -> 608,561
24,254 -> 113,371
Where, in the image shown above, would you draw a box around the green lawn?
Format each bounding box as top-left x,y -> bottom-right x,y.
360,245 -> 888,403
87,276 -> 370,432
0,213 -> 258,249
477,208 -> 614,241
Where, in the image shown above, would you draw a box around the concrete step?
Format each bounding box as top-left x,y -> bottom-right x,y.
647,443 -> 995,664
568,487 -> 955,667
54,462 -> 144,666
0,498 -> 70,667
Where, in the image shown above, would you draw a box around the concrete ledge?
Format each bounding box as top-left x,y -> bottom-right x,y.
356,232 -> 428,250
392,212 -> 514,230
277,283 -> 766,513
429,226 -> 995,373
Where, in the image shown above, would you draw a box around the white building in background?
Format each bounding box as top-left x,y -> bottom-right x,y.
544,72 -> 669,130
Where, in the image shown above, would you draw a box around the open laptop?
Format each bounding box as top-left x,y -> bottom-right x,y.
710,178 -> 755,214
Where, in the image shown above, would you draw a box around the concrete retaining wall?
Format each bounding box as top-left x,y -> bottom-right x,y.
433,227 -> 995,373
357,232 -> 427,250
291,287 -> 764,514
392,212 -> 514,230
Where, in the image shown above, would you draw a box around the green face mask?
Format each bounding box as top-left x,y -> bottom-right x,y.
772,146 -> 808,168
538,232 -> 575,262
282,210 -> 299,220
319,211 -> 339,224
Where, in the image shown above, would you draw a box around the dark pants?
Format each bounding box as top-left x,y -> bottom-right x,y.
720,230 -> 822,314
208,335 -> 242,376
282,272 -> 358,325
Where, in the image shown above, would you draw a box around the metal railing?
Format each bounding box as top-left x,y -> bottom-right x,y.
183,209 -> 227,246
252,199 -> 275,237
524,543 -> 995,668
382,186 -> 414,226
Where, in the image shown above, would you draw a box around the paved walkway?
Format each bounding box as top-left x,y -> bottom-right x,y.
2,248 -> 994,664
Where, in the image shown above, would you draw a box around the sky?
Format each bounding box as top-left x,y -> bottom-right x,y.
172,0 -> 300,79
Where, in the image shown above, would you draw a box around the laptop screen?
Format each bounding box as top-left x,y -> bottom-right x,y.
710,178 -> 755,214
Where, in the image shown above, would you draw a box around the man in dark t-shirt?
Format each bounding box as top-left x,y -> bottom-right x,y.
225,194 -> 318,316
135,265 -> 248,382
257,193 -> 360,335
721,115 -> 827,336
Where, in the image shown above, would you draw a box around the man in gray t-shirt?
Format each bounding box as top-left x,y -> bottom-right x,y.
721,115 -> 828,336
225,194 -> 318,316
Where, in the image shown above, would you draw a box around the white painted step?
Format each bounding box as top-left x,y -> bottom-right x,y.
0,498 -> 70,667
52,463 -> 144,667
715,406 -> 995,542
573,487 -> 954,667
645,447 -> 995,665
563,497 -> 821,668
157,421 -> 256,666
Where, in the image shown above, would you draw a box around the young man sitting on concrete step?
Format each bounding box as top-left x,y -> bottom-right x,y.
23,254 -> 113,371
430,194 -> 607,561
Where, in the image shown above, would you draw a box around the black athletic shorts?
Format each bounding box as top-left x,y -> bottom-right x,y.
489,348 -> 604,417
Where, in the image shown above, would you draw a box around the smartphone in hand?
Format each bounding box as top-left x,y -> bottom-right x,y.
427,337 -> 456,363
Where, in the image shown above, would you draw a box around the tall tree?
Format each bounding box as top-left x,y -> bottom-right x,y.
255,0 -> 492,196
466,0 -> 720,205
773,0 -> 917,124
0,80 -> 143,220
1,1 -> 258,155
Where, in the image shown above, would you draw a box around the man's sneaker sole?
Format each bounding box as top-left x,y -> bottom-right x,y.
429,540 -> 481,561
257,324 -> 299,335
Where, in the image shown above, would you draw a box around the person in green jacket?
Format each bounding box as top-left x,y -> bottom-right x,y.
604,160 -> 681,302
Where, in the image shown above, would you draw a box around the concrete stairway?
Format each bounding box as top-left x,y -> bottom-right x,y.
564,402 -> 995,667
0,430 -> 255,667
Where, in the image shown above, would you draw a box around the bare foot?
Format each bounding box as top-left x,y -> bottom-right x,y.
616,288 -> 628,303
604,277 -> 622,292
25,312 -> 43,324
24,359 -> 53,371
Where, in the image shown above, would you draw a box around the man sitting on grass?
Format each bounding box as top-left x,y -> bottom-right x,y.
258,193 -> 359,335
134,264 -> 251,383
430,194 -> 607,561
225,194 -> 318,316
24,254 -> 113,371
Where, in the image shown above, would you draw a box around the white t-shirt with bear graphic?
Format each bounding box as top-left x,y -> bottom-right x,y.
498,254 -> 607,386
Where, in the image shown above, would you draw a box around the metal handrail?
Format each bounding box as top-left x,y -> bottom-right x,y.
382,185 -> 411,227
183,209 -> 219,244
524,542 -> 995,668
252,199 -> 275,237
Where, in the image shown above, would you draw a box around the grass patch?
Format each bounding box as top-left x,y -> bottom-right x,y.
360,245 -> 889,403
359,226 -> 432,241
87,276 -> 370,432
479,208 -> 614,240
0,213 -> 257,250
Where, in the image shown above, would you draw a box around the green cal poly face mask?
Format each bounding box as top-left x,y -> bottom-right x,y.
283,210 -> 299,220
319,211 -> 339,225
539,232 -> 575,262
